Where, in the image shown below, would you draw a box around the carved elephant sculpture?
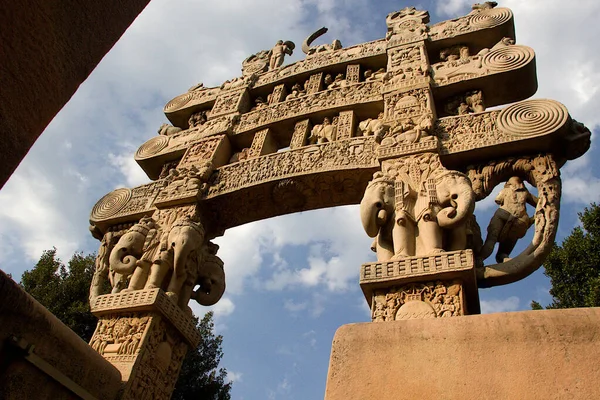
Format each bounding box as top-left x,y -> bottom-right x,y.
360,171 -> 475,261
109,217 -> 156,292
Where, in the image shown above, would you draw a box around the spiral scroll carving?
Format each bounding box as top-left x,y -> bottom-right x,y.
497,99 -> 569,137
481,45 -> 534,73
469,8 -> 512,29
135,136 -> 169,159
164,92 -> 193,112
91,188 -> 132,221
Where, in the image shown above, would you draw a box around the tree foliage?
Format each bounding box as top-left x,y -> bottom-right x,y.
534,203 -> 600,309
20,249 -> 231,399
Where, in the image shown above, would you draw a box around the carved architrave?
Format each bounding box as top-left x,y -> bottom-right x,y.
210,89 -> 250,118
428,7 -> 514,41
305,72 -> 324,94
336,110 -> 356,140
206,137 -> 379,198
164,87 -> 220,114
235,80 -> 383,134
431,44 -> 534,86
269,84 -> 287,105
290,119 -> 313,149
253,39 -> 387,88
346,64 -> 361,84
90,183 -> 162,227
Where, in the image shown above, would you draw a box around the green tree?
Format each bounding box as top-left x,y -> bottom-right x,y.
532,203 -> 600,309
21,249 -> 231,399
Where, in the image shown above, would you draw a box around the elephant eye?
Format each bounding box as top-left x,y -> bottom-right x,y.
375,201 -> 383,209
451,194 -> 458,200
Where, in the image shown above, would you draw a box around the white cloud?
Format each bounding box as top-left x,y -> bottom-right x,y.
227,370 -> 243,383
283,299 -> 308,312
480,296 -> 520,314
436,0 -> 470,17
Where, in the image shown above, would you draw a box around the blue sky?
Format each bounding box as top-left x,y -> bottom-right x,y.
1,1 -> 600,399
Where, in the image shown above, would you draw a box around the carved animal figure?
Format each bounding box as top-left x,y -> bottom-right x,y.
360,170 -> 475,261
158,123 -> 182,136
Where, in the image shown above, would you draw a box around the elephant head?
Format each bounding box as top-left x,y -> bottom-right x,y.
109,217 -> 155,276
360,172 -> 397,261
360,172 -> 396,237
166,217 -> 205,298
435,171 -> 476,229
192,254 -> 226,306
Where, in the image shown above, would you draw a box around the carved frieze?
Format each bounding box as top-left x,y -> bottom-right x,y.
235,80 -> 383,134
371,280 -> 465,321
210,89 -> 250,118
253,39 -> 387,88
384,86 -> 433,121
206,137 -> 379,198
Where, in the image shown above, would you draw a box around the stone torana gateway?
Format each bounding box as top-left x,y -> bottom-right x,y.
87,2 -> 592,399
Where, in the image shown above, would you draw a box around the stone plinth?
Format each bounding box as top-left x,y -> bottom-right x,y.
0,270 -> 122,400
90,289 -> 200,400
324,307 -> 600,400
360,249 -> 480,321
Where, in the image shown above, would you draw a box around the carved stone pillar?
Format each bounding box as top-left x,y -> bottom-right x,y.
305,72 -> 323,94
248,128 -> 278,158
269,84 -> 287,105
336,110 -> 356,140
290,119 -> 312,149
89,289 -> 200,400
346,64 -> 361,84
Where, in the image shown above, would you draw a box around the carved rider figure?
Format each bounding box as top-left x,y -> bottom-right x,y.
308,117 -> 337,144
480,176 -> 538,263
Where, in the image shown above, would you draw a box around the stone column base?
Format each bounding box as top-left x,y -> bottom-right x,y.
324,307 -> 600,400
90,289 -> 200,400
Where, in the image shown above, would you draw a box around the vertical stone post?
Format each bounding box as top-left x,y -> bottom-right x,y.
290,119 -> 312,149
90,289 -> 200,400
269,84 -> 287,105
346,64 -> 361,84
248,128 -> 278,157
305,72 -> 324,94
336,110 -> 356,140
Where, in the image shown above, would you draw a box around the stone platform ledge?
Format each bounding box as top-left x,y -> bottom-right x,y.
91,288 -> 200,347
325,307 -> 600,400
360,249 -> 479,314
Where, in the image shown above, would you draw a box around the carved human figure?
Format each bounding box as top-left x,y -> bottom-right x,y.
380,114 -> 433,146
373,301 -> 386,322
269,40 -> 295,70
89,230 -> 116,301
324,73 -> 347,89
472,1 -> 497,10
188,110 -> 207,127
480,177 -> 538,263
285,83 -> 306,100
308,117 -> 337,144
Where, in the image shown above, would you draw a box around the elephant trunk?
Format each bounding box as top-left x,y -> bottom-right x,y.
109,247 -> 139,275
193,256 -> 226,306
437,185 -> 475,229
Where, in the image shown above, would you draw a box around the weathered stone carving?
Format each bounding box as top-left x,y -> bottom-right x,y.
444,90 -> 486,115
360,153 -> 476,261
302,27 -> 342,56
235,80 -> 382,134
357,113 -> 387,143
242,49 -> 270,76
428,7 -> 513,41
480,176 -> 538,263
385,7 -> 430,47
308,116 -> 338,144
269,40 -> 295,70
158,123 -> 182,136
372,280 -> 464,321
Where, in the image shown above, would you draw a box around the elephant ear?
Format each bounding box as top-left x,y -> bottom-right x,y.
192,256 -> 225,306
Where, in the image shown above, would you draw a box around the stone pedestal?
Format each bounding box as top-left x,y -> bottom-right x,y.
360,250 -> 480,321
89,289 -> 200,400
324,307 -> 600,400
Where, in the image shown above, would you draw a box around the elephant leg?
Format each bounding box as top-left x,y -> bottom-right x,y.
375,234 -> 394,261
145,258 -> 171,290
418,218 -> 443,255
446,224 -> 468,251
111,272 -> 127,294
391,211 -> 415,259
128,261 -> 150,290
